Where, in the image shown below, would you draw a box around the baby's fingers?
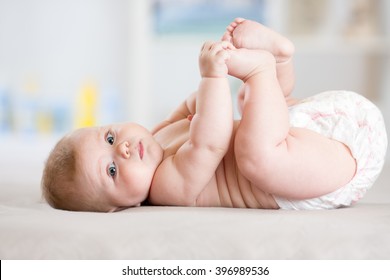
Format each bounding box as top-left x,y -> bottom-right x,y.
215,48 -> 231,63
201,41 -> 235,54
210,41 -> 236,55
201,41 -> 214,51
220,40 -> 236,51
215,42 -> 234,63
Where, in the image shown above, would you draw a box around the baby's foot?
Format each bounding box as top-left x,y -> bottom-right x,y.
227,48 -> 275,82
222,18 -> 294,63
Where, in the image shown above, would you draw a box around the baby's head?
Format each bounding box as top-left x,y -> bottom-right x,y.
41,122 -> 164,212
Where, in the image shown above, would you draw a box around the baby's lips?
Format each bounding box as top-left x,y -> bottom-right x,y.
138,142 -> 144,159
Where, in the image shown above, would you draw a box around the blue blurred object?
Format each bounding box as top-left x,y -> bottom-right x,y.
0,87 -> 12,133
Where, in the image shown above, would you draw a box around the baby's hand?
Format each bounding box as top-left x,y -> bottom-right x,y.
199,41 -> 235,78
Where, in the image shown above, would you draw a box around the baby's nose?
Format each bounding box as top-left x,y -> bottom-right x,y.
117,141 -> 130,159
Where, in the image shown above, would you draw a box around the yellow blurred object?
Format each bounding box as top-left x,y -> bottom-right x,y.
75,82 -> 98,128
36,111 -> 53,134
23,74 -> 40,95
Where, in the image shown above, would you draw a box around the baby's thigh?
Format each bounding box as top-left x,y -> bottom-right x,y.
235,127 -> 356,200
233,131 -> 283,195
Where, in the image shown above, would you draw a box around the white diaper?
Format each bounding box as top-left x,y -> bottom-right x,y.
274,90 -> 387,210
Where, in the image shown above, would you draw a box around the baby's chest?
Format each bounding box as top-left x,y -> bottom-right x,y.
154,119 -> 190,158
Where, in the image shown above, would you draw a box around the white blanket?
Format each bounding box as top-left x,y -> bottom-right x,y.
1,168 -> 390,259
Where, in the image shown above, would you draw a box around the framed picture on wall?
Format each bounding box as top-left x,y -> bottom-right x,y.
153,0 -> 265,34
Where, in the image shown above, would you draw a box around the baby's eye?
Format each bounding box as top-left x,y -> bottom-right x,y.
108,162 -> 116,178
106,131 -> 115,145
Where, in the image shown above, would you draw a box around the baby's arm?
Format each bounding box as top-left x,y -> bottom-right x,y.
151,92 -> 196,135
191,41 -> 234,153
151,41 -> 234,205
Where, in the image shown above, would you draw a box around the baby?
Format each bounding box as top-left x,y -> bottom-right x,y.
42,18 -> 387,212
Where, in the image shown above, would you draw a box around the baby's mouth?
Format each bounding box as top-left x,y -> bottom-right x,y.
138,142 -> 144,159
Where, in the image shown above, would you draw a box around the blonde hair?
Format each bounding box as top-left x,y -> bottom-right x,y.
41,135 -> 110,212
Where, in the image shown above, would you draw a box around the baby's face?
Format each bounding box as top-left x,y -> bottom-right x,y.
71,122 -> 163,211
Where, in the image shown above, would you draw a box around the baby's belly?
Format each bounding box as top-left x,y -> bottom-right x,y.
196,153 -> 279,209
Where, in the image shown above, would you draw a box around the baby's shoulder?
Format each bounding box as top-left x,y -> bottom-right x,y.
149,157 -> 180,204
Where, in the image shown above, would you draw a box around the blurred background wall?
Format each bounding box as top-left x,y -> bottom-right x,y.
1,0 -> 389,185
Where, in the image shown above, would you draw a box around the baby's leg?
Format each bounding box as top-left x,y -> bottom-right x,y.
223,18 -> 295,100
230,49 -> 356,200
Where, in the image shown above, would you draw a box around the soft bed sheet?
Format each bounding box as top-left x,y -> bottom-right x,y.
1,167 -> 390,259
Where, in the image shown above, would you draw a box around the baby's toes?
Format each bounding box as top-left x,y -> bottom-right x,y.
221,31 -> 232,42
